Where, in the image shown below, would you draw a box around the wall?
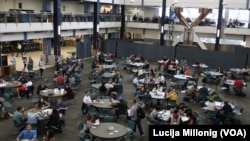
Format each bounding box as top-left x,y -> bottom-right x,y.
60,1 -> 86,14
0,0 -> 42,12
104,39 -> 248,69
0,0 -> 89,13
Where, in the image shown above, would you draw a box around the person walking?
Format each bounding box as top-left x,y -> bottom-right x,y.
22,52 -> 28,71
16,43 -> 22,57
27,56 -> 34,71
128,98 -> 144,138
38,58 -> 45,78
10,53 -> 16,71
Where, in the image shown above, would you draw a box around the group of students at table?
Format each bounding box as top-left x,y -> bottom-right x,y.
14,97 -> 68,141
148,103 -> 198,125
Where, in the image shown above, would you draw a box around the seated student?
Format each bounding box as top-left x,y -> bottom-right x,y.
35,97 -> 50,109
47,108 -> 65,131
218,101 -> 233,124
36,83 -> 48,95
149,106 -> 161,122
16,124 -> 37,141
210,92 -> 222,102
186,85 -> 198,102
168,109 -> 182,125
13,106 -> 26,128
99,82 -> 107,95
64,84 -> 74,100
186,111 -> 197,125
16,78 -> 33,98
114,97 -> 128,119
206,99 -> 216,111
26,108 -> 39,126
56,98 -> 69,116
233,78 -> 244,96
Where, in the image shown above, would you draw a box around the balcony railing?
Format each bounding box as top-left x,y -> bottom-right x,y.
0,11 -> 121,24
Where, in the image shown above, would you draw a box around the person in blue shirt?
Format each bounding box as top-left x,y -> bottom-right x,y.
56,98 -> 68,116
13,106 -> 26,128
16,123 -> 37,141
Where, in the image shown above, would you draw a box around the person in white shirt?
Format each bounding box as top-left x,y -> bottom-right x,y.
132,76 -> 139,89
16,78 -> 33,98
83,91 -> 92,106
38,58 -> 45,78
11,53 -> 16,70
157,73 -> 165,84
206,99 -> 216,111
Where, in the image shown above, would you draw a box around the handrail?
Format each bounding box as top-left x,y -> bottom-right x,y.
0,11 -> 121,24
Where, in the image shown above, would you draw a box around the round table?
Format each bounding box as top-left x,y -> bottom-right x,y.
205,101 -> 235,109
24,108 -> 52,120
158,110 -> 190,122
92,99 -> 114,109
207,71 -> 223,77
149,91 -> 165,100
90,123 -> 127,139
40,89 -> 66,104
0,81 -> 22,88
174,74 -> 192,80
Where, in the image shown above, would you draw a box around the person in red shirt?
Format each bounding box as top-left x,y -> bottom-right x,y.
233,79 -> 244,96
234,79 -> 244,87
57,75 -> 65,84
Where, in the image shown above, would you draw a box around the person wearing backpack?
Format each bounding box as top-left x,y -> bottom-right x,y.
128,98 -> 144,138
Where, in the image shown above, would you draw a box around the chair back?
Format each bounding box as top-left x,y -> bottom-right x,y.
103,116 -> 114,122
240,108 -> 244,113
127,120 -> 135,130
77,121 -> 84,131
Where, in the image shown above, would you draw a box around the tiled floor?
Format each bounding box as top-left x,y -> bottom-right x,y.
4,46 -> 77,71
0,46 -> 249,141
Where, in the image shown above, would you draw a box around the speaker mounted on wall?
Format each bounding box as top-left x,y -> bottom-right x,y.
18,2 -> 22,9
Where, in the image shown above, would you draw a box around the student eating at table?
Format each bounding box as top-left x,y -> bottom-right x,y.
35,97 -> 50,109
233,78 -> 244,96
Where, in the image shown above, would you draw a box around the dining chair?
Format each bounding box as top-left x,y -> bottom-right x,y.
127,120 -> 135,136
103,115 -> 115,122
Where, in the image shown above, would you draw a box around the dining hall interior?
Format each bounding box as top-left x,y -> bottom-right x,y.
0,0 -> 250,141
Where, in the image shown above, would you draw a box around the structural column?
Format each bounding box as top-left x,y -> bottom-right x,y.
160,0 -> 166,46
53,0 -> 61,56
42,0 -> 51,12
93,0 -> 100,50
215,0 -> 223,51
120,5 -> 125,39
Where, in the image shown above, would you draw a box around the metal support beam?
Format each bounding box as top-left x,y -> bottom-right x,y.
53,0 -> 61,56
120,5 -> 125,39
93,0 -> 100,49
215,0 -> 223,51
160,0 -> 166,46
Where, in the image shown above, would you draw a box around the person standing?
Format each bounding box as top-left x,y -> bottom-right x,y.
16,43 -> 22,57
38,58 -> 45,78
27,56 -> 34,71
10,53 -> 16,70
128,98 -> 144,138
22,52 -> 28,71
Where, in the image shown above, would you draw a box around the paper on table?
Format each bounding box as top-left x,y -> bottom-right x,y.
114,130 -> 119,132
109,132 -> 114,135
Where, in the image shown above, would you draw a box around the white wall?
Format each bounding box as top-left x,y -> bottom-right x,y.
0,0 -> 42,12
0,0 -> 89,13
144,7 -> 158,18
60,1 -> 85,14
